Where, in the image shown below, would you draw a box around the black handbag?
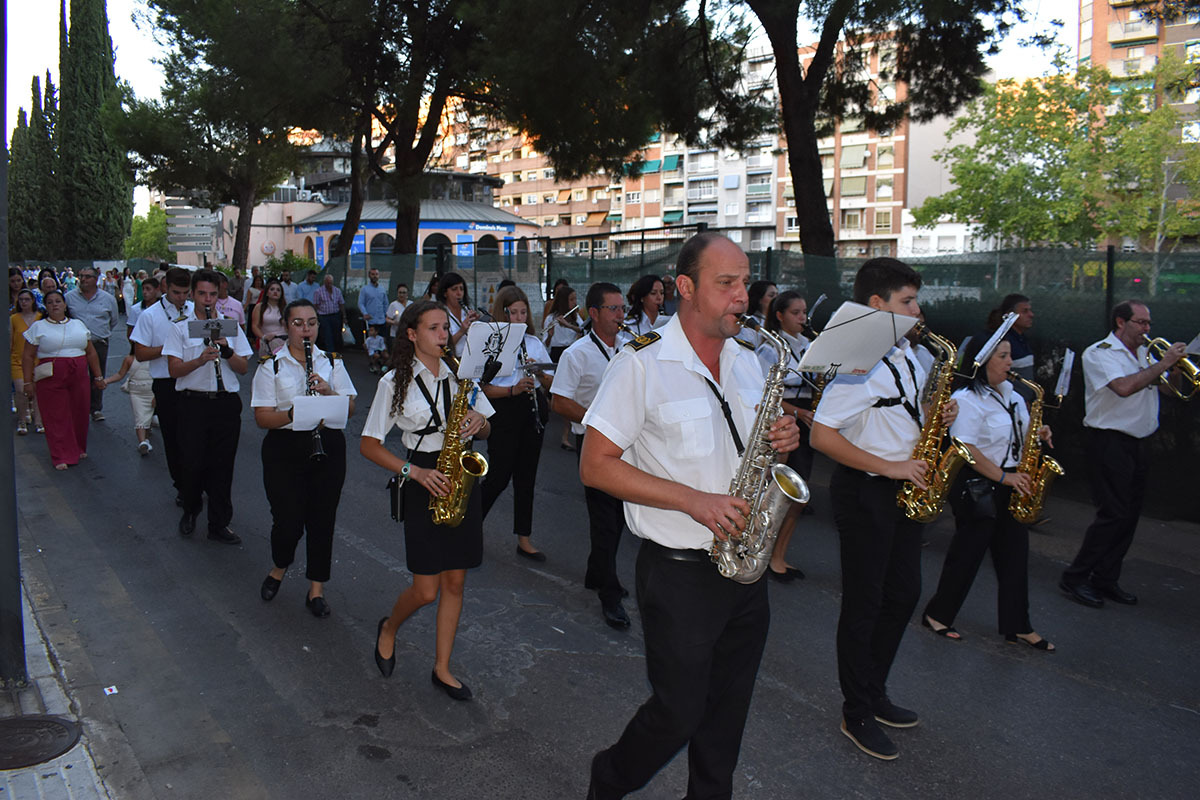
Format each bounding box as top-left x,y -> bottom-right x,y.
962,476 -> 997,520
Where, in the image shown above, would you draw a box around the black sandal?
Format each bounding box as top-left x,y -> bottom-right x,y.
922,615 -> 962,640
1005,633 -> 1055,652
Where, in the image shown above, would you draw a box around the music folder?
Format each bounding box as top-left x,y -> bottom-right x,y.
458,322 -> 525,381
291,395 -> 350,430
797,301 -> 919,376
187,318 -> 239,341
1054,349 -> 1075,399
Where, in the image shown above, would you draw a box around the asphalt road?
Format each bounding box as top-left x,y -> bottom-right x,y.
13,330 -> 1200,800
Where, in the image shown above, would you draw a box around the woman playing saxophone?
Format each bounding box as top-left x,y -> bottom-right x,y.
922,335 -> 1056,651
360,301 -> 493,699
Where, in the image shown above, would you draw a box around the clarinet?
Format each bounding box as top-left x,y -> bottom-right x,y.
304,339 -> 327,462
204,305 -> 226,392
519,342 -> 544,435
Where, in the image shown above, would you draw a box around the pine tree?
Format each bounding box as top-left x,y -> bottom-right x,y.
58,0 -> 131,259
8,109 -> 35,263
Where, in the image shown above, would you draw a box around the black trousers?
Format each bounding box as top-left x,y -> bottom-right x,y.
317,313 -> 342,353
830,465 -> 922,721
480,396 -> 544,536
589,539 -> 770,800
178,391 -> 242,534
151,378 -> 183,491
925,481 -> 1032,636
1063,428 -> 1148,589
262,428 -> 346,582
90,338 -> 109,412
577,432 -> 626,606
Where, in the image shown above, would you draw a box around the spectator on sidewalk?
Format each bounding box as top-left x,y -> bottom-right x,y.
313,274 -> 345,353
65,265 -> 119,422
359,268 -> 389,345
252,279 -> 289,357
215,274 -> 246,327
11,289 -> 44,435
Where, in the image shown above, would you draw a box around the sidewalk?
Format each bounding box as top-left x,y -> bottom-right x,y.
0,586 -> 111,800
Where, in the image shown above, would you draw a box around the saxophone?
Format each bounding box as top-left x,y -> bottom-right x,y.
897,327 -> 976,522
1006,372 -> 1064,524
429,350 -> 490,527
709,316 -> 811,584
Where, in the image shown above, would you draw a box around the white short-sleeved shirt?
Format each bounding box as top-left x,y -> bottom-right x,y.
950,383 -> 1030,469
1082,331 -> 1159,438
756,330 -> 809,400
162,309 -> 254,392
365,335 -> 386,356
813,339 -> 928,471
361,357 -> 495,453
130,299 -> 194,379
250,345 -> 357,429
487,333 -> 553,388
616,312 -> 669,347
447,308 -> 470,357
280,281 -> 300,304
550,331 -> 618,435
583,314 -> 764,551
24,318 -> 90,358
126,300 -> 146,331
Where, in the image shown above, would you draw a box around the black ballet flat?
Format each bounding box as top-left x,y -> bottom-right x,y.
374,617 -> 395,677
260,574 -> 282,601
431,670 -> 472,701
516,546 -> 547,563
305,594 -> 331,618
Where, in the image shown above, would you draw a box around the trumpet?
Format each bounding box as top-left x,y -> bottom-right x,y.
1144,336 -> 1198,400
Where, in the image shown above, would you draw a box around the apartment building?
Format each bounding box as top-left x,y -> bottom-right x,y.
1079,1 -> 1200,74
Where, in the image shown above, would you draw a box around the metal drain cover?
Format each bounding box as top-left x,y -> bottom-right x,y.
0,715 -> 82,769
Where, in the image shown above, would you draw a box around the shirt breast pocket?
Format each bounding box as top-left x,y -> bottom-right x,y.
659,397 -> 715,459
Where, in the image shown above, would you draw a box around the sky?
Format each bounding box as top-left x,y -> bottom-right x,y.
6,0 -> 1080,205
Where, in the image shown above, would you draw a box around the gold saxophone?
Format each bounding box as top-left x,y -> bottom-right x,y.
1006,372 -> 1064,524
709,316 -> 810,583
429,350 -> 489,527
897,327 -> 976,522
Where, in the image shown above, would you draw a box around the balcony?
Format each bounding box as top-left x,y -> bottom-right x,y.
687,187 -> 718,201
1108,19 -> 1159,45
1108,55 -> 1158,77
745,183 -> 772,197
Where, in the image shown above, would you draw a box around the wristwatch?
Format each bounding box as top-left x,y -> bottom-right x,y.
400,461 -> 411,478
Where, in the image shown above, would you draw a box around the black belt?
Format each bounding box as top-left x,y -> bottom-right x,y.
180,389 -> 234,399
643,538 -> 712,564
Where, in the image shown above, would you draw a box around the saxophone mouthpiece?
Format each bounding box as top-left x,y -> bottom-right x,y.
736,314 -> 760,332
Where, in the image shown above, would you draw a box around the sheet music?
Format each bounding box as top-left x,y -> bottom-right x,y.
1186,333 -> 1200,355
458,322 -> 524,381
974,312 -> 1018,368
1054,349 -> 1075,399
797,301 -> 918,376
291,395 -> 350,430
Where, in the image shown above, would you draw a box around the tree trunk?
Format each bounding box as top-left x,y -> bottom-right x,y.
231,184 -> 256,273
330,114 -> 370,259
392,181 -> 422,256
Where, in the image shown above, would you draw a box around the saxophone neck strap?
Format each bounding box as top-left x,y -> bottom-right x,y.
875,355 -> 922,427
589,331 -> 612,361
704,377 -> 745,458
413,374 -> 452,436
985,387 -> 1023,465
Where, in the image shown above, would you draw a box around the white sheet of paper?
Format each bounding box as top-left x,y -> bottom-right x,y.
1054,349 -> 1075,399
458,322 -> 525,381
973,312 -> 1018,368
1186,332 -> 1200,355
291,395 -> 350,431
797,301 -> 918,376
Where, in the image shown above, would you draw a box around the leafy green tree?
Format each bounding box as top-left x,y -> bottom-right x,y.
58,0 -> 132,259
911,58 -> 1110,248
124,205 -> 173,261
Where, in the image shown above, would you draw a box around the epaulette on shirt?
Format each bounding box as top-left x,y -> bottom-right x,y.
1097,342 -> 1112,349
327,351 -> 343,360
733,337 -> 755,351
626,331 -> 661,351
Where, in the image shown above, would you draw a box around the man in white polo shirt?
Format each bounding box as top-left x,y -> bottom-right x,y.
1060,300 -> 1186,608
131,268 -> 193,505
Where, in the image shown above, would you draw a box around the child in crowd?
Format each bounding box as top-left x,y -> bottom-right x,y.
105,353 -> 156,455
365,326 -> 387,374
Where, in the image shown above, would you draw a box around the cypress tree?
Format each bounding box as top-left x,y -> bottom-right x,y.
28,76 -> 60,259
58,0 -> 131,259
7,110 -> 35,263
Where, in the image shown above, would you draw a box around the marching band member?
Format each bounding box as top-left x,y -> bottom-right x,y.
923,335 -> 1055,651
617,274 -> 667,344
740,280 -> 777,350
480,286 -> 554,562
549,282 -> 629,628
1060,300 -> 1187,608
582,234 -> 799,800
361,301 -> 493,700
759,290 -> 813,582
252,299 -> 357,617
811,257 -> 956,761
435,272 -> 479,357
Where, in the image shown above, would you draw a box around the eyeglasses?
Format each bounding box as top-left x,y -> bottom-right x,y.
290,319 -> 319,329
598,304 -> 628,313
1129,318 -> 1152,327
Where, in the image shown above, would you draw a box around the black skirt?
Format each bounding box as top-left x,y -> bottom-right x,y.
402,449 -> 484,575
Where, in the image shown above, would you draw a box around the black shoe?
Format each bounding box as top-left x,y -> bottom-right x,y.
1092,584 -> 1138,605
178,512 -> 196,537
1059,580 -> 1104,608
768,567 -> 795,583
175,493 -> 184,508
260,574 -> 282,601
305,594 -> 330,618
431,670 -> 472,701
374,618 -> 395,678
602,602 -> 631,630
207,527 -> 242,545
516,545 -> 547,563
840,717 -> 898,760
873,697 -> 919,728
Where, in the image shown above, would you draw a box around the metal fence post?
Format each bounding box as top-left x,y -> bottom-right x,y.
1105,244 -> 1116,328
764,247 -> 773,282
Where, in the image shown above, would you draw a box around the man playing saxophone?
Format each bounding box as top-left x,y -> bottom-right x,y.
1060,300 -> 1187,609
810,257 -> 957,761
580,233 -> 799,800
